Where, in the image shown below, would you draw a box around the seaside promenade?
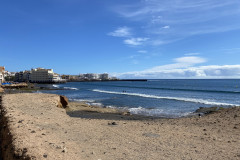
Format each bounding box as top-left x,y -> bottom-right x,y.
0,93 -> 239,160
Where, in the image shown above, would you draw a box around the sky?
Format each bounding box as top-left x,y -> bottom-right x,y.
1,0 -> 240,79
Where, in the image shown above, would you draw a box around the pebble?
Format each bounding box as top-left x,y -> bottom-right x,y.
43,154 -> 48,158
62,147 -> 67,153
108,122 -> 117,125
18,120 -> 24,123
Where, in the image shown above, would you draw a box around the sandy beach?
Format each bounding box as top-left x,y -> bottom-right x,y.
1,93 -> 240,160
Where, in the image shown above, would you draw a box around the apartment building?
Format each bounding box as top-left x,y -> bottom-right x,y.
99,73 -> 109,80
0,73 -> 3,84
30,68 -> 55,83
15,68 -> 65,83
84,73 -> 99,80
15,70 -> 31,82
78,73 -> 109,80
0,66 -> 5,84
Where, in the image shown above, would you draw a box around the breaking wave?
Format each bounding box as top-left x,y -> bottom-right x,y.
128,107 -> 193,118
92,89 -> 239,106
52,84 -> 60,88
63,87 -> 78,90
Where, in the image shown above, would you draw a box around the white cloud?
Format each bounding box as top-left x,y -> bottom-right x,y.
184,53 -> 200,56
174,56 -> 206,64
113,65 -> 240,79
108,26 -> 132,37
138,50 -> 148,53
124,37 -> 149,46
110,56 -> 240,79
162,25 -> 170,29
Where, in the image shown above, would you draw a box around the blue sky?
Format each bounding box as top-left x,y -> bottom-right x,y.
1,0 -> 240,78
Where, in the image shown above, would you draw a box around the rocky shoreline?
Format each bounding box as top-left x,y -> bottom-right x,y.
0,93 -> 240,159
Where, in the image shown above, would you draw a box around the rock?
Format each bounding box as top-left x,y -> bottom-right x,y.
108,122 -> 117,125
18,120 -> 24,123
43,154 -> 48,158
57,95 -> 69,108
195,106 -> 221,114
122,111 -> 131,116
0,87 -> 4,93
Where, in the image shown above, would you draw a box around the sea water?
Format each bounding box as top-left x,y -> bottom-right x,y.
37,79 -> 240,118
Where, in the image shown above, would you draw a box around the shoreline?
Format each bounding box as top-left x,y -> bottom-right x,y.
1,84 -> 238,119
1,93 -> 239,159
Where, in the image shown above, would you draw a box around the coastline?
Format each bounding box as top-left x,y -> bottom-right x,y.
1,93 -> 239,159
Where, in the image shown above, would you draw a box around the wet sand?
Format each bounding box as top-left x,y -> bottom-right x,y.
1,93 -> 240,160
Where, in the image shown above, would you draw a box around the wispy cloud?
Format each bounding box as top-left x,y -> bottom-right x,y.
222,48 -> 240,55
124,37 -> 149,46
108,26 -> 132,37
138,50 -> 148,53
184,53 -> 200,56
112,0 -> 240,45
174,56 -> 205,64
143,56 -> 207,72
162,25 -> 170,29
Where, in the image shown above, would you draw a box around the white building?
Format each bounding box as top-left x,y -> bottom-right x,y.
53,73 -> 63,82
30,68 -> 58,83
99,73 -> 109,80
0,66 -> 5,84
14,68 -> 65,83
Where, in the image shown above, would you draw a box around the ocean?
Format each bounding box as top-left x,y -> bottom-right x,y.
37,79 -> 240,118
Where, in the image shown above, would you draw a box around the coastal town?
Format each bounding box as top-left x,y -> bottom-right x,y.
0,66 -> 117,85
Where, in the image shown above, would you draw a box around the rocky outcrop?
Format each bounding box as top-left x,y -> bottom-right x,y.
57,95 -> 69,108
0,87 -> 4,93
1,83 -> 28,89
195,106 -> 224,114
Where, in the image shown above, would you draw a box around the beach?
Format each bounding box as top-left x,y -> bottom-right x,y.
0,93 -> 239,160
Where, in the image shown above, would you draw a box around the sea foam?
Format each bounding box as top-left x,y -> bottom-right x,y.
63,87 -> 78,90
52,84 -> 60,88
